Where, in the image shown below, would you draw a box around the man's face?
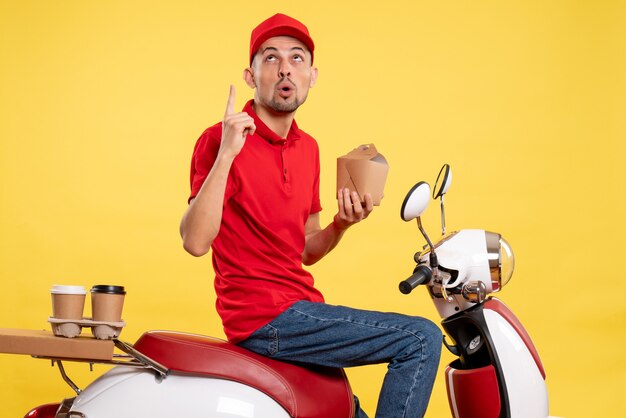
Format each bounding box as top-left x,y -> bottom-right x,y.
245,36 -> 318,114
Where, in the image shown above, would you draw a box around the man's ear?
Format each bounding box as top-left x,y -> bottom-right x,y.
243,67 -> 256,88
309,66 -> 318,88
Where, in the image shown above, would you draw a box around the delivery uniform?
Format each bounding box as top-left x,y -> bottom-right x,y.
189,99 -> 325,344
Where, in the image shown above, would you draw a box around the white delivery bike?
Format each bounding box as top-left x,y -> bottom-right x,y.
25,164 -> 550,418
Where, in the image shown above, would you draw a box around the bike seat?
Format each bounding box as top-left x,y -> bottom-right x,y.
133,331 -> 354,418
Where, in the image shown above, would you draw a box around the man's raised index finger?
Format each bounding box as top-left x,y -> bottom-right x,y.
225,84 -> 235,117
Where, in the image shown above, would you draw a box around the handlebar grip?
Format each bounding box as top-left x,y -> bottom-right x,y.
399,264 -> 432,294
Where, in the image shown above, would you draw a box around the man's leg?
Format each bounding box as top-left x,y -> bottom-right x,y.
237,301 -> 442,418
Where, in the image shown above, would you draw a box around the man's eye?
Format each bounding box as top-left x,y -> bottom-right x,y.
265,55 -> 276,62
293,55 -> 303,62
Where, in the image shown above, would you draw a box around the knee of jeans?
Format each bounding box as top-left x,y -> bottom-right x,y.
411,319 -> 443,356
426,321 -> 443,356
426,320 -> 443,343
395,320 -> 441,360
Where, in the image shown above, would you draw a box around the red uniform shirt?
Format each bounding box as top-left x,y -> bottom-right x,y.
189,100 -> 325,343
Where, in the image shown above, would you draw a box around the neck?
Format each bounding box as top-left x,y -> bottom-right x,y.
252,102 -> 295,139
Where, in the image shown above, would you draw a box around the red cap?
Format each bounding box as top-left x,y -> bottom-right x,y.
249,13 -> 315,65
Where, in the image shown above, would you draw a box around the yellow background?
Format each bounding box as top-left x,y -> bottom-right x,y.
1,1 -> 624,417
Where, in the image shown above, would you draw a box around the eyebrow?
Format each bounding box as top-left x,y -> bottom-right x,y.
261,46 -> 306,54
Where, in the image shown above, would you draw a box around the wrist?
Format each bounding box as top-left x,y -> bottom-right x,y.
332,215 -> 349,232
215,150 -> 237,165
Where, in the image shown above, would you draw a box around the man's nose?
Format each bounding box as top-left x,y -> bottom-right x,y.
278,61 -> 291,78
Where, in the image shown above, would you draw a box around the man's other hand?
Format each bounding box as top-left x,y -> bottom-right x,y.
333,188 -> 374,230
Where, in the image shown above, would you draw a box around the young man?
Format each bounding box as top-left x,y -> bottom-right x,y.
180,13 -> 442,418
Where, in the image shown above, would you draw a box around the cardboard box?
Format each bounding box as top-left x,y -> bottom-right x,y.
0,328 -> 114,361
337,144 -> 389,205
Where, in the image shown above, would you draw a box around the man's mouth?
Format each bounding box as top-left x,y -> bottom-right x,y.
276,80 -> 295,98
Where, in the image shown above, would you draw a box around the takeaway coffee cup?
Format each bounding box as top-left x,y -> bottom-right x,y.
90,285 -> 126,322
91,285 -> 126,339
50,285 -> 87,320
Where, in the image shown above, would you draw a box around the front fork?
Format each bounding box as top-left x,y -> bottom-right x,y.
441,299 -> 511,418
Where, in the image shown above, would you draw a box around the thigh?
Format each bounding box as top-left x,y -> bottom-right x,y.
238,301 -> 441,369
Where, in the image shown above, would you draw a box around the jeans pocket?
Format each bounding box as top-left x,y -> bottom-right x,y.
267,324 -> 279,355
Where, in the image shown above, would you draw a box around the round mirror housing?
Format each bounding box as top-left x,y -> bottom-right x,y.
433,164 -> 452,199
401,182 -> 431,222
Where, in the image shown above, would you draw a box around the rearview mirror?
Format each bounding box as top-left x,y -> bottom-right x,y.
401,181 -> 436,254
433,164 -> 452,235
433,164 -> 452,199
401,182 -> 431,222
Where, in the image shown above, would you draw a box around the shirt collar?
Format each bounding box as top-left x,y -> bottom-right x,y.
243,100 -> 302,145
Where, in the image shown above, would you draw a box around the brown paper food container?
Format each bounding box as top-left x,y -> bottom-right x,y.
337,144 -> 389,206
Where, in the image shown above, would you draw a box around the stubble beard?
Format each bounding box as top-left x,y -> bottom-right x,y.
267,96 -> 303,113
265,84 -> 309,113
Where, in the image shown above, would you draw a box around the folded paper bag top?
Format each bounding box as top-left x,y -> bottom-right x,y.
337,144 -> 389,206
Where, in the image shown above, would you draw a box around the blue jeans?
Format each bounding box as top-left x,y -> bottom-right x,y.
237,301 -> 442,418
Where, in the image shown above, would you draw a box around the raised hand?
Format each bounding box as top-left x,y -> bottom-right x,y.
219,85 -> 256,160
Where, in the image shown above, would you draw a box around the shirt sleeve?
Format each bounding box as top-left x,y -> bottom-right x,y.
189,124 -> 222,203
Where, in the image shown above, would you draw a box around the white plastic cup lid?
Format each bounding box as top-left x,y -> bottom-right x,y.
50,285 -> 87,295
